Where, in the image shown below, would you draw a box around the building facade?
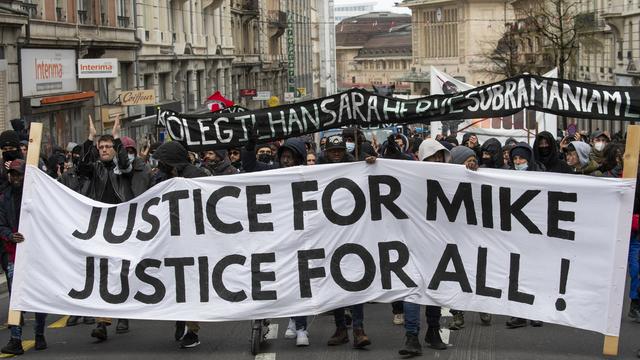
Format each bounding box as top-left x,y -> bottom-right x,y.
335,12 -> 412,92
334,1 -> 375,23
0,0 -> 326,147
401,0 -> 511,94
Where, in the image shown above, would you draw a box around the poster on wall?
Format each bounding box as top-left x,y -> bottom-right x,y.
20,49 -> 78,97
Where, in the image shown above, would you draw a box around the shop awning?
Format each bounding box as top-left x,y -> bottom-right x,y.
37,91 -> 96,106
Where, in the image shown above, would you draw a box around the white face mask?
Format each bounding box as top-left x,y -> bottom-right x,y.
514,163 -> 528,171
128,154 -> 135,162
594,142 -> 606,152
346,142 -> 356,153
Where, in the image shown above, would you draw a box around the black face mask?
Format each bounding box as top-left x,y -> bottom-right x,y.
257,154 -> 272,164
538,147 -> 552,157
231,160 -> 242,169
157,162 -> 174,177
3,150 -> 19,162
481,157 -> 495,167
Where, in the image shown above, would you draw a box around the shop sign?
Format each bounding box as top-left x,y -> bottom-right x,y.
21,49 -> 77,97
117,90 -> 156,106
78,59 -> 118,78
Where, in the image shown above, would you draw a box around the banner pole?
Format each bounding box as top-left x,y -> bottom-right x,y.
603,124 -> 640,356
7,122 -> 43,326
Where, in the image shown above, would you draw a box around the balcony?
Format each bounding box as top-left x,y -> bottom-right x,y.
77,10 -> 88,24
118,16 -> 130,28
18,1 -> 38,19
267,10 -> 286,28
575,12 -> 606,32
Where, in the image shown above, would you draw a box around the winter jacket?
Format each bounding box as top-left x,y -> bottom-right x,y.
569,141 -> 599,175
533,131 -> 573,174
479,138 -> 505,169
418,139 -> 451,162
78,138 -> 134,203
0,186 -> 20,262
203,157 -> 239,176
59,166 -> 90,195
318,152 -> 356,164
131,157 -> 152,197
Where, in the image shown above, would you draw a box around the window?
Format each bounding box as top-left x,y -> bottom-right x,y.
120,63 -> 131,90
352,76 -> 356,84
144,74 -> 154,90
117,0 -> 129,27
158,73 -> 169,101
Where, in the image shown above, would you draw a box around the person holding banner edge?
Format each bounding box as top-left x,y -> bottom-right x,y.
77,115 -> 135,341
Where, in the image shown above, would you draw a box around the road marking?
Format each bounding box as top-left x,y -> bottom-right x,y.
255,353 -> 276,360
0,340 -> 35,358
264,324 -> 278,340
48,316 -> 69,329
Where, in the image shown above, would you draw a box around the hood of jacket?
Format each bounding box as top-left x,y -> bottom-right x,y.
277,138 -> 307,166
570,141 -> 592,167
418,139 -> 451,162
480,138 -> 503,168
533,131 -> 561,165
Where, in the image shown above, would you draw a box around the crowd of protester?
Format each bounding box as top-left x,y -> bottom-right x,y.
0,116 -> 637,357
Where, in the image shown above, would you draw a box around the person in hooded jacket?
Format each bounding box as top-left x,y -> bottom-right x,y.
151,141 -> 208,349
201,149 -> 239,176
505,143 -> 544,329
0,131 -> 23,193
564,141 -> 599,175
533,131 -> 572,174
120,136 -> 152,197
400,139 -> 450,357
321,134 -> 374,349
480,138 -> 507,169
589,130 -> 610,166
462,132 -> 481,158
380,135 -> 413,161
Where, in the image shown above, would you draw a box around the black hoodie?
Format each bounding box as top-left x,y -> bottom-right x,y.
533,131 -> 572,174
479,138 -> 504,169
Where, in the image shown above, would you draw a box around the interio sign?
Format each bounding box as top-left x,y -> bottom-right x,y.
116,89 -> 156,106
21,49 -> 77,97
78,59 -> 118,78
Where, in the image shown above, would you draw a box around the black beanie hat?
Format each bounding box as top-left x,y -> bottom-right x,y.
0,130 -> 20,148
153,142 -> 188,167
511,146 -> 531,163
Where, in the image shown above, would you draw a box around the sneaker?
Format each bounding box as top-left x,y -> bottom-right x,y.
448,312 -> 465,330
530,320 -> 543,327
296,329 -> 309,346
35,334 -> 47,350
479,313 -> 492,325
284,318 -> 296,339
175,321 -> 187,341
425,326 -> 447,350
116,319 -> 129,334
66,316 -> 80,327
179,331 -> 200,348
83,317 -> 96,325
399,333 -> 422,356
393,313 -> 404,325
1,338 -> 24,355
327,327 -> 349,346
352,328 -> 371,348
91,322 -> 108,341
506,317 -> 527,329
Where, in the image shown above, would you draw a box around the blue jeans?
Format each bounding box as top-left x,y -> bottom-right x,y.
630,232 -> 640,300
293,316 -> 307,330
334,304 -> 364,329
403,302 -> 441,336
7,262 -> 47,339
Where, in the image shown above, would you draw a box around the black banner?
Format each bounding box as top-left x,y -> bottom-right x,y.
157,74 -> 640,151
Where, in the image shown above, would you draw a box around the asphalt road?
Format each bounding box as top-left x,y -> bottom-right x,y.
0,289 -> 638,360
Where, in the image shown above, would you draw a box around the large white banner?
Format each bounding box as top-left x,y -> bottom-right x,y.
11,162 -> 636,336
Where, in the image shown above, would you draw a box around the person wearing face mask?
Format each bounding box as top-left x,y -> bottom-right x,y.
341,127 -> 370,161
533,131 -> 572,174
505,143 -> 544,329
201,149 -> 238,176
0,159 -> 48,355
255,145 -> 274,166
120,136 -> 151,198
589,130 -> 610,166
151,141 -> 208,349
0,130 -> 23,193
479,138 -> 506,169
228,147 -> 242,170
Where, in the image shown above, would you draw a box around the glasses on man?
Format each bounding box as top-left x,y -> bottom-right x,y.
229,151 -> 241,156
98,145 -> 114,150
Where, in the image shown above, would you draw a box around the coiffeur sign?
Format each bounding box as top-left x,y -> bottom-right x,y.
116,90 -> 156,106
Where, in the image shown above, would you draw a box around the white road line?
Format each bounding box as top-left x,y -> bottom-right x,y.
264,324 -> 278,340
441,328 -> 450,345
255,353 -> 276,360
